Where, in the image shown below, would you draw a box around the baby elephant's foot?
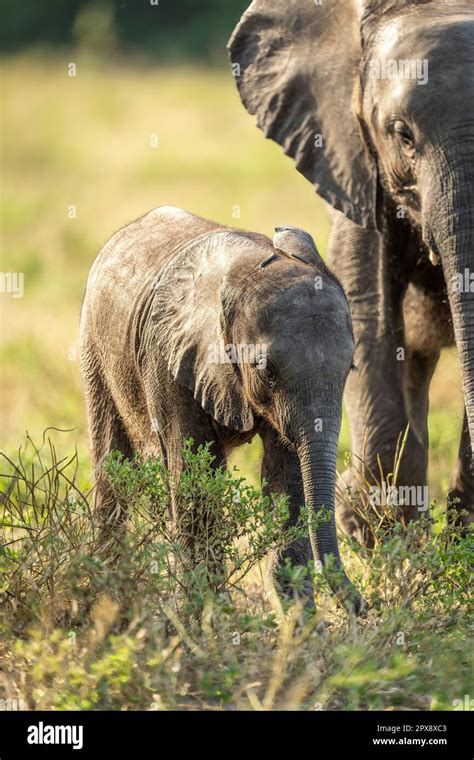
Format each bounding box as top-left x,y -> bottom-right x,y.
278,572 -> 315,609
281,571 -> 367,619
327,571 -> 368,618
270,562 -> 314,610
345,589 -> 369,618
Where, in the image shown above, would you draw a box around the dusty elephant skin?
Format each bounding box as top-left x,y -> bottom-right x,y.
229,0 -> 474,541
80,206 -> 364,613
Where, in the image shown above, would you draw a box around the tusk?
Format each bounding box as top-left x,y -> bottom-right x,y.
429,249 -> 440,266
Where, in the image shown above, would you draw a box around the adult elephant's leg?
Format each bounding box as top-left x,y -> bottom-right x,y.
403,350 -> 440,517
327,212 -> 425,544
403,351 -> 439,449
260,425 -> 313,604
449,410 -> 474,529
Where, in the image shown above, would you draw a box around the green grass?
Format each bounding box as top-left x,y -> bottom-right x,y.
0,435 -> 472,711
0,52 -> 471,711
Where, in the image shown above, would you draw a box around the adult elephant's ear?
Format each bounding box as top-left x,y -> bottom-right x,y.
228,0 -> 377,229
151,233 -> 254,432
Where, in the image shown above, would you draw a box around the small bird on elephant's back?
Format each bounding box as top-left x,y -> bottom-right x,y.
80,205 -> 365,614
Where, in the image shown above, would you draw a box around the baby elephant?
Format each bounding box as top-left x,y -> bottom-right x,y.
80,206 -> 363,613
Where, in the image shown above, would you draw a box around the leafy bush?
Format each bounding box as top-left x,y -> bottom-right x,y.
103,439 -> 303,614
0,434 -> 302,627
0,432 -> 472,711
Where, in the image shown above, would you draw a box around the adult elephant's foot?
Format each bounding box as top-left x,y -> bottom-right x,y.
336,462 -> 426,548
448,429 -> 474,531
447,486 -> 474,532
336,468 -> 376,548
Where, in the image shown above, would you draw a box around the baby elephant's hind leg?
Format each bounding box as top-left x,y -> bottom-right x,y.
82,347 -> 134,552
146,377 -> 229,586
168,433 -> 228,586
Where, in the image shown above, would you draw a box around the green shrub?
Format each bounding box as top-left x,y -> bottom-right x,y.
0,432 -> 472,711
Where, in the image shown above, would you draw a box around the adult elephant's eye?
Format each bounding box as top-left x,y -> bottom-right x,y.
392,120 -> 415,151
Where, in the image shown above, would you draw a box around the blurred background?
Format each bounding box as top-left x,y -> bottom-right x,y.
1,0 -> 463,506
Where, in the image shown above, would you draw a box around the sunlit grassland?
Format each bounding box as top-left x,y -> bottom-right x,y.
1,52 -> 472,715
1,52 -> 464,504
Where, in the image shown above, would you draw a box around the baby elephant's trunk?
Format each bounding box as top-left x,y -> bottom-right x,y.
297,431 -> 365,615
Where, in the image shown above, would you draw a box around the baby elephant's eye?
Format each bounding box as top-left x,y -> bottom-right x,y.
255,358 -> 276,387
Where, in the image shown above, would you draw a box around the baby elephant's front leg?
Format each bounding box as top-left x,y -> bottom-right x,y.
260,426 -> 314,606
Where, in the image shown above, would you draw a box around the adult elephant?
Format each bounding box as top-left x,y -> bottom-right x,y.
229,0 -> 474,541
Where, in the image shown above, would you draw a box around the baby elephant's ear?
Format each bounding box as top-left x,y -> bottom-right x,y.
152,233 -> 254,433
273,226 -> 322,267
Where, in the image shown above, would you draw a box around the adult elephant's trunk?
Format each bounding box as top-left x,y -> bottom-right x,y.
424,145 -> 474,449
296,427 -> 364,614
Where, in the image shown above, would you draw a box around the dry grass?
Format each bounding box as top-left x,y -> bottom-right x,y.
0,432 -> 472,711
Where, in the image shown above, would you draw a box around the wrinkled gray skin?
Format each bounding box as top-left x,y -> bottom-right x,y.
80,206 -> 364,613
229,0 -> 474,542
